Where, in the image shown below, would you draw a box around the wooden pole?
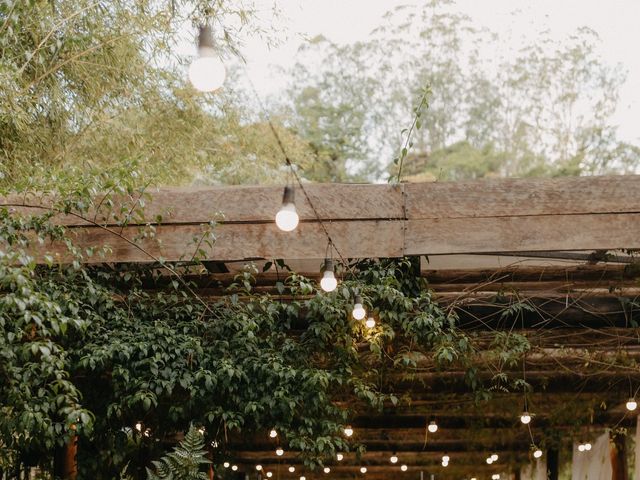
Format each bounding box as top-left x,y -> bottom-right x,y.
611,431 -> 628,480
547,448 -> 559,480
53,436 -> 77,480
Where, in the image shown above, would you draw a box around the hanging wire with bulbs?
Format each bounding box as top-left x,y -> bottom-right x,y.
186,24 -> 607,479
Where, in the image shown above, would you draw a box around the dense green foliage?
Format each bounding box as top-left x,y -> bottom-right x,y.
0,204 -> 494,478
146,426 -> 209,480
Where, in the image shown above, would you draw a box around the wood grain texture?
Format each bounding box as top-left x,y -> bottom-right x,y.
406,175 -> 640,219
6,175 -> 640,263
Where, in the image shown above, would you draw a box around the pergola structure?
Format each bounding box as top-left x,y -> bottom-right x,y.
13,175 -> 640,479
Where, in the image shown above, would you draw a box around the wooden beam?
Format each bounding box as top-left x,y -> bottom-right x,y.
611,431 -> 628,480
7,175 -> 640,264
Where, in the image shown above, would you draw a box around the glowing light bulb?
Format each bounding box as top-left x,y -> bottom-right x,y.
486,458 -> 493,465
442,454 -> 450,463
521,411 -> 532,424
269,429 -> 278,438
344,425 -> 354,437
337,453 -> 344,461
584,442 -> 592,451
441,461 -> 448,467
289,466 -> 296,473
627,398 -> 637,411
223,462 -> 230,468
534,449 -> 543,459
300,477 -> 306,480
360,467 -> 367,474
256,465 -> 263,471
135,422 -> 143,432
324,467 -> 330,474
198,426 -> 206,434
266,472 -> 273,478
428,418 -> 438,433
276,447 -> 284,456
188,26 -> 225,92
400,465 -> 408,472
578,444 -> 585,452
352,296 -> 366,320
275,186 -> 299,232
390,454 -> 398,464
320,259 -> 338,292
365,317 -> 376,329
492,475 -> 500,480
491,454 -> 498,462
232,465 -> 238,472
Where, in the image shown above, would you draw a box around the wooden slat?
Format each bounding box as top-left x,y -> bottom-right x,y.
405,213 -> 640,255
405,175 -> 640,219
37,221 -> 404,264
4,183 -> 405,226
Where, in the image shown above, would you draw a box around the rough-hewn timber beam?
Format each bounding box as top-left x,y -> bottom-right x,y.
6,175 -> 640,263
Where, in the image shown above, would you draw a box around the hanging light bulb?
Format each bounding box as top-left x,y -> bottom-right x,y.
442,454 -> 450,463
584,442 -> 592,451
256,465 -> 263,471
428,417 -> 438,433
486,457 -> 493,465
266,472 -> 273,478
390,453 -> 398,464
320,259 -> 338,292
441,461 -> 448,467
323,467 -> 331,474
269,428 -> 278,438
336,453 -> 344,461
520,410 -> 532,425
400,465 -> 408,472
365,317 -> 376,329
343,425 -> 354,437
360,467 -> 367,474
275,186 -> 299,232
578,443 -> 585,452
289,466 -> 296,473
231,465 -> 238,472
188,26 -> 226,92
492,475 -> 500,480
223,462 -> 230,468
276,447 -> 284,456
627,397 -> 638,411
300,477 -> 306,480
352,296 -> 366,320
533,449 -> 543,459
491,453 -> 499,462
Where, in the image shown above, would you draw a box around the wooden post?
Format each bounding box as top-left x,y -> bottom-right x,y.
547,448 -> 559,480
53,436 -> 77,480
611,431 -> 628,480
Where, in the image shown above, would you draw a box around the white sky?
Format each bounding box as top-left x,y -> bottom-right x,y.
234,0 -> 640,144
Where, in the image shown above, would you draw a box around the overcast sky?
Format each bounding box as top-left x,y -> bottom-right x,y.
221,0 -> 640,144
